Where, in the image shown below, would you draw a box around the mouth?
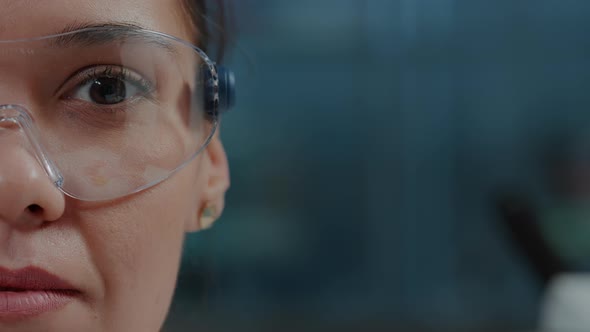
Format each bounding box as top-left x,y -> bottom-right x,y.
0,266 -> 80,320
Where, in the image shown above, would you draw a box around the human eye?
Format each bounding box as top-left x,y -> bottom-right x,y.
62,65 -> 155,106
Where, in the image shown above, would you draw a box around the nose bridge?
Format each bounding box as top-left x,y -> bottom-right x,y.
0,128 -> 44,189
0,111 -> 46,187
0,105 -> 66,225
0,105 -> 62,187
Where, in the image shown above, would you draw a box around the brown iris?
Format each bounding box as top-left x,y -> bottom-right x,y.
89,77 -> 127,104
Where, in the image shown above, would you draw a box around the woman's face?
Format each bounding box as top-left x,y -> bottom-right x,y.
0,1 -> 229,331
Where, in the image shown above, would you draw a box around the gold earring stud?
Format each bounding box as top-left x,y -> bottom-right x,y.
200,206 -> 217,230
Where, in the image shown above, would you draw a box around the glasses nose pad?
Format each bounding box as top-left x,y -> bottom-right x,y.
0,105 -> 63,188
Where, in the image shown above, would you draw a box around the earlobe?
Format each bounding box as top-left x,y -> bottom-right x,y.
185,135 -> 230,233
199,205 -> 219,230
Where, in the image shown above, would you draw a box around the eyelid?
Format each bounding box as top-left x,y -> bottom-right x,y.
56,64 -> 155,100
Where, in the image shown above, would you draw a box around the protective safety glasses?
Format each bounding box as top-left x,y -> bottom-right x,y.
0,26 -> 235,201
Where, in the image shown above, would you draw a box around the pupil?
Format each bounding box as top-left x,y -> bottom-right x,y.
90,77 -> 126,104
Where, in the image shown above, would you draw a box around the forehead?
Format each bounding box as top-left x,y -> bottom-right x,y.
0,0 -> 190,39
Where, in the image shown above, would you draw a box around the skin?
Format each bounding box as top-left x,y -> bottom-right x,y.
0,1 -> 230,331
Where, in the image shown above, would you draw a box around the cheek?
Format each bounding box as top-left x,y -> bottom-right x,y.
70,159 -> 204,330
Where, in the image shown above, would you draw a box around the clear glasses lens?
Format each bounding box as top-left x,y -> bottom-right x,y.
0,27 -> 219,201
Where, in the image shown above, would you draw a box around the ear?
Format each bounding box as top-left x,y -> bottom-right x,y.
185,134 -> 230,232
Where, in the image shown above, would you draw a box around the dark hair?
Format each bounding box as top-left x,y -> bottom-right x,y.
183,0 -> 232,62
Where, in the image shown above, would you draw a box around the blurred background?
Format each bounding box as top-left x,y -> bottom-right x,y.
166,0 -> 590,331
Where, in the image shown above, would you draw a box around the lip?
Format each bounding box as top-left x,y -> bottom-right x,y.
0,266 -> 79,320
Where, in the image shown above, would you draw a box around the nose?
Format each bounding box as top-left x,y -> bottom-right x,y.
0,130 -> 65,228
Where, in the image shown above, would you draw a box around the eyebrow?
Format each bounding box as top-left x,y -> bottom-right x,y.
49,22 -> 176,52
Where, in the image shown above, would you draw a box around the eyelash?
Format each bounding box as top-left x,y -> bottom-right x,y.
76,65 -> 155,99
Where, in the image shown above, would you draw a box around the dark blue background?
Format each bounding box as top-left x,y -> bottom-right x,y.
166,1 -> 590,330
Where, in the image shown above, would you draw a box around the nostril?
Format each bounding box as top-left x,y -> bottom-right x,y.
27,204 -> 43,215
